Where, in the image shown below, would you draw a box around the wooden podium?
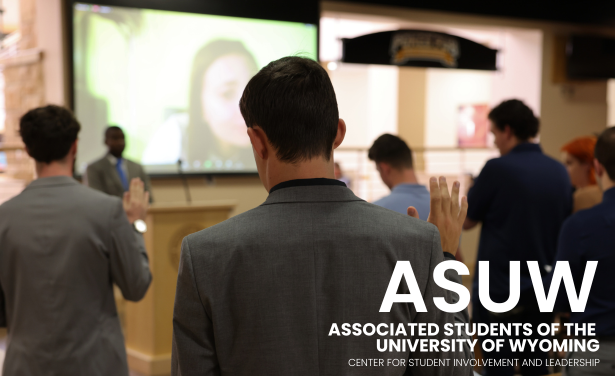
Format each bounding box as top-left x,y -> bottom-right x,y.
124,201 -> 236,375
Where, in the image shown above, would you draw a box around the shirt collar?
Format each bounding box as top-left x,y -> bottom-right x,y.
603,187 -> 615,204
391,183 -> 426,193
25,176 -> 78,190
263,182 -> 361,206
107,154 -> 122,165
269,178 -> 346,194
510,142 -> 542,154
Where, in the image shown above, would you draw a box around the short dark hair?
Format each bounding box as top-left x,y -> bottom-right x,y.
488,99 -> 539,141
595,126 -> 615,181
239,56 -> 339,163
368,134 -> 413,169
19,105 -> 81,163
105,125 -> 123,138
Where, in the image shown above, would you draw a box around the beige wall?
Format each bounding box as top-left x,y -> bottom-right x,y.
322,1 -> 614,269
328,64 -> 399,147
397,68 -> 427,169
322,1 -> 613,159
35,0 -> 66,106
539,34 -> 608,155
1,0 -> 20,34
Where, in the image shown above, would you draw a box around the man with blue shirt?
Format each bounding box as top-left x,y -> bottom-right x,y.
551,126 -> 615,376
86,126 -> 153,202
368,134 -> 430,220
464,99 -> 573,376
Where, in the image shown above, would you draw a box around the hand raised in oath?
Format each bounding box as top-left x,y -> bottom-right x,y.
123,178 -> 150,224
407,177 -> 467,255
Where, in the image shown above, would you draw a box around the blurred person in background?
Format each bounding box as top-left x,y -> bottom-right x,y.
86,125 -> 153,202
561,136 -> 602,212
550,127 -> 615,376
368,134 -> 430,220
464,99 -> 572,376
0,106 -> 151,376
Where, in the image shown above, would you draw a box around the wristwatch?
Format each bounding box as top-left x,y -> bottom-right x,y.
133,219 -> 147,234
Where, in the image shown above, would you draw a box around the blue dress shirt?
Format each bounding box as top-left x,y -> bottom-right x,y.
373,183 -> 431,220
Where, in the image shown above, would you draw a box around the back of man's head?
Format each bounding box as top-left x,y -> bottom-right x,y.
488,99 -> 539,141
368,134 -> 413,170
239,56 -> 339,163
595,126 -> 615,181
19,105 -> 81,163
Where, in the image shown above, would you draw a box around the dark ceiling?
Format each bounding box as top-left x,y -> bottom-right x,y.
335,0 -> 615,27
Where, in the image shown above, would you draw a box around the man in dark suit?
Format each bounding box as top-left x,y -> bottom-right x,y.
0,106 -> 151,375
86,126 -> 153,201
171,57 -> 474,375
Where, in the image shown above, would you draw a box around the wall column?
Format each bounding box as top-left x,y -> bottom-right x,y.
397,67 -> 427,170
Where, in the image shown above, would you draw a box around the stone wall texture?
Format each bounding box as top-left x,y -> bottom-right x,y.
1,0 -> 43,181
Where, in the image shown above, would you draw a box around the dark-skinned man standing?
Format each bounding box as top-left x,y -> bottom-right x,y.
86,126 -> 153,201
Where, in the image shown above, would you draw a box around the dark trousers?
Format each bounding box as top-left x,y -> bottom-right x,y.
565,339 -> 615,375
474,297 -> 554,376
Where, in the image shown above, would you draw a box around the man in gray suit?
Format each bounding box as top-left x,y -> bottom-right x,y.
0,106 -> 152,375
86,125 -> 153,201
172,57 -> 474,375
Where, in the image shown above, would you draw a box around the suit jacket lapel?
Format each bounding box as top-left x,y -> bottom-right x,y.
125,160 -> 138,181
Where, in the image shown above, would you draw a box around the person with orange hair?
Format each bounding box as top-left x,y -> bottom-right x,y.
561,136 -> 602,212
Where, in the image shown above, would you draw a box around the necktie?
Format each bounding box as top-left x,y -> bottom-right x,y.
116,158 -> 129,191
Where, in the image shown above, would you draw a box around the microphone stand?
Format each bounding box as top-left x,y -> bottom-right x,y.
177,159 -> 192,204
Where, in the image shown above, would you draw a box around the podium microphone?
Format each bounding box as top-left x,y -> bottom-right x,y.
177,159 -> 192,204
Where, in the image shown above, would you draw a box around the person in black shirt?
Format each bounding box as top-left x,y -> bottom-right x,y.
551,126 -> 615,376
464,99 -> 572,376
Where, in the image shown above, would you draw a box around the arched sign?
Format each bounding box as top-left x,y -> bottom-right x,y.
342,30 -> 498,70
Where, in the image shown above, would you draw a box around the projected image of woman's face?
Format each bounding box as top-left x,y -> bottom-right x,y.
202,54 -> 252,147
74,3 -> 317,172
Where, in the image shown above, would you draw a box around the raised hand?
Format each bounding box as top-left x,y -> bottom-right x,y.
408,177 -> 467,255
123,178 -> 150,224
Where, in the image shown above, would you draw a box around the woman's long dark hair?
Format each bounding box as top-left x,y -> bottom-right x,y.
186,39 -> 258,166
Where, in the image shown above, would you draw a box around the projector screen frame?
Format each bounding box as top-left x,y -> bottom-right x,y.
65,0 -> 320,178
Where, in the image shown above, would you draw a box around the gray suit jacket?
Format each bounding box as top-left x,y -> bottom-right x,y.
171,185 -> 473,376
0,176 -> 152,376
86,155 -> 153,201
